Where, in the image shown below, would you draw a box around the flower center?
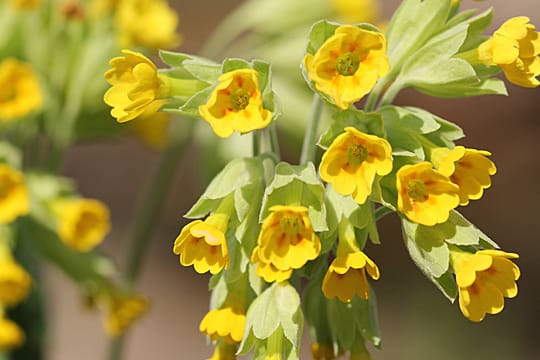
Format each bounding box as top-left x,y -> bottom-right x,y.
347,143 -> 368,165
0,87 -> 16,103
406,179 -> 428,201
336,52 -> 360,76
279,215 -> 302,236
230,88 -> 250,110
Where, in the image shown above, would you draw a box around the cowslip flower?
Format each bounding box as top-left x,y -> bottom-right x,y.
451,249 -> 520,322
198,69 -> 272,138
0,317 -> 25,350
396,162 -> 460,226
0,259 -> 32,307
303,25 -> 390,109
478,16 -> 540,88
50,198 -> 111,252
431,146 -> 496,206
319,127 -> 392,204
115,0 -> 180,50
251,249 -> 293,283
251,205 -> 321,276
0,58 -> 42,121
199,307 -> 246,344
128,100 -> 170,150
102,294 -> 149,336
0,164 -> 29,224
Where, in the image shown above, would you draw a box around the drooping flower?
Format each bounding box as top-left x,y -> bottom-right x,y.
50,198 -> 111,252
478,16 -> 540,88
199,307 -> 246,344
251,249 -> 293,283
251,205 -> 321,276
102,293 -> 149,336
198,69 -> 272,138
0,164 -> 29,224
451,249 -> 520,322
0,259 -> 32,307
0,317 -> 25,350
115,0 -> 181,50
396,162 -> 460,226
0,58 -> 42,121
431,146 -> 496,206
303,25 -> 390,109
319,127 -> 392,204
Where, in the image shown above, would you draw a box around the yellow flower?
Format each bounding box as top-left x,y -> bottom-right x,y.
128,100 -> 170,150
0,259 -> 31,307
115,0 -> 181,50
331,0 -> 378,24
431,146 -> 496,206
252,205 -> 321,276
0,58 -> 42,121
397,162 -> 460,226
103,294 -> 149,336
0,164 -> 29,224
303,25 -> 389,109
251,249 -> 293,283
0,317 -> 25,350
478,16 -> 540,88
51,198 -> 111,252
208,340 -> 237,360
199,307 -> 246,344
319,127 -> 392,204
9,0 -> 41,10
199,69 -> 272,138
452,249 -> 520,322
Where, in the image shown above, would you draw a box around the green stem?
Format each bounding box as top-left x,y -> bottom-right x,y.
252,130 -> 261,157
375,206 -> 393,221
269,123 -> 281,160
377,80 -> 403,108
299,95 -> 323,165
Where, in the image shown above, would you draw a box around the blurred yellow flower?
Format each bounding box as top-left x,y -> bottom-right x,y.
0,164 -> 29,224
251,249 -> 293,283
431,146 -> 496,206
116,0 -> 181,50
103,293 -> 149,336
208,340 -> 237,360
478,16 -> 540,88
51,198 -> 111,252
199,69 -> 272,138
452,249 -> 520,322
396,162 -> 460,226
312,342 -> 338,360
199,307 -> 246,344
0,317 -> 25,350
9,0 -> 41,10
331,0 -> 378,24
0,259 -> 31,307
128,100 -> 170,151
319,127 -> 392,204
304,25 -> 389,109
0,58 -> 42,121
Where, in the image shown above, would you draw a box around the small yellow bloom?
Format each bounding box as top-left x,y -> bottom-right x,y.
319,127 -> 392,204
115,0 -> 181,50
331,0 -> 378,24
103,294 -> 149,336
199,69 -> 272,138
208,340 -> 237,360
396,162 -> 460,226
199,307 -> 246,344
9,0 -> 41,10
0,317 -> 25,350
251,249 -> 293,283
478,16 -> 540,88
0,259 -> 32,307
252,205 -> 321,275
452,249 -> 520,322
0,164 -> 29,224
304,25 -> 389,109
51,198 -> 111,252
431,146 -> 496,206
0,58 -> 42,121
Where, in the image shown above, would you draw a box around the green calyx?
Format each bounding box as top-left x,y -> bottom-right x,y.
230,88 -> 251,110
336,52 -> 360,76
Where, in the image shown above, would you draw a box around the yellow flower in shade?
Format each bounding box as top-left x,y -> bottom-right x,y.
478,17 -> 540,88
0,317 -> 25,350
0,58 -> 42,121
312,342 -> 339,360
451,249 -> 520,322
319,127 -> 392,204
252,205 -> 321,276
9,0 -> 41,10
128,100 -> 170,151
51,198 -> 111,252
303,25 -> 390,109
0,164 -> 29,224
115,0 -> 181,50
396,162 -> 460,226
208,340 -> 237,360
199,307 -> 246,344
0,259 -> 31,307
199,69 -> 272,138
331,0 -> 378,24
431,146 -> 496,206
251,250 -> 293,283
103,294 -> 149,336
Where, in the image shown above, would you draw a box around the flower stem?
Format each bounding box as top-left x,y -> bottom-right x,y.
300,94 -> 323,165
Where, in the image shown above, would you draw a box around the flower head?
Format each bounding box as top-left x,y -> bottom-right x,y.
199,69 -> 272,138
304,25 -> 389,109
102,294 -> 149,336
0,58 -> 42,121
397,162 -> 460,226
319,127 -> 392,204
431,146 -> 496,206
452,249 -> 520,322
51,198 -> 111,252
0,317 -> 25,350
0,164 -> 29,224
199,307 -> 246,344
251,249 -> 293,283
0,259 -> 32,307
478,16 -> 540,88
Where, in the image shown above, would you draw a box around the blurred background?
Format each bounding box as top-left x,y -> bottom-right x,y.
43,0 -> 539,359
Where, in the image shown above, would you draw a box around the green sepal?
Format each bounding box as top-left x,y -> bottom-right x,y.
260,162 -> 327,231
415,77 -> 507,98
318,191 -> 339,253
424,116 -> 464,148
452,8 -> 493,52
0,140 -> 22,169
304,20 -> 340,56
159,50 -> 221,83
433,269 -> 458,302
303,275 -> 334,347
162,85 -> 214,118
325,185 -> 371,230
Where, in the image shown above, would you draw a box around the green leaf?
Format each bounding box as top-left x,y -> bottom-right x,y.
433,270 -> 458,302
424,116 -> 464,147
222,58 -> 250,73
327,299 -> 356,349
325,185 -> 370,229
443,211 -> 482,246
415,77 -> 507,98
352,290 -> 381,348
318,109 -> 385,149
163,85 -> 214,118
456,8 -> 493,52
